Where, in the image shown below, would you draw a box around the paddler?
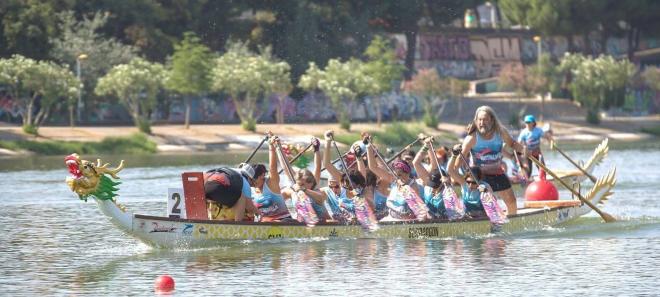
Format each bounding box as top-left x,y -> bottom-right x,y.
247,135 -> 293,222
517,114 -> 553,177
458,106 -> 526,215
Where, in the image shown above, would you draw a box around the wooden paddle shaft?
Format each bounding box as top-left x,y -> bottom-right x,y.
277,142 -> 314,174
552,143 -> 597,183
528,155 -> 615,223
244,135 -> 269,164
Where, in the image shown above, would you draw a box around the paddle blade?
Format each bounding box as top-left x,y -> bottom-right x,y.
400,185 -> 431,221
442,187 -> 465,220
294,191 -> 319,227
480,191 -> 507,225
353,196 -> 379,232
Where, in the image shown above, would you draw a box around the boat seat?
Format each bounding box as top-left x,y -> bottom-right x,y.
182,172 -> 208,220
524,200 -> 582,209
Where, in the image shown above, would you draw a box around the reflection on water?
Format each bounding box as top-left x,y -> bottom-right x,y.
0,148 -> 659,296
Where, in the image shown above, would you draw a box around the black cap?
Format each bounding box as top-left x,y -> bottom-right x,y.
428,169 -> 443,189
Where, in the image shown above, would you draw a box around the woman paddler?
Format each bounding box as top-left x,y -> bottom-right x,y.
279,136 -> 331,222
366,136 -> 423,221
447,145 -> 490,217
412,137 -> 450,218
458,106 -> 526,215
320,130 -> 357,222
247,134 -> 294,222
517,114 -> 553,177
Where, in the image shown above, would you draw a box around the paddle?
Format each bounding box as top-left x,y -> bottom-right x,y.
455,148 -> 507,225
322,137 -> 422,173
550,141 -> 597,183
331,135 -> 379,231
428,139 -> 465,220
243,135 -> 269,164
277,142 -> 314,174
274,139 -> 319,226
528,155 -> 615,223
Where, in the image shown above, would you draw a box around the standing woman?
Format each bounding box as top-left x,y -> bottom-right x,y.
459,106 -> 526,215
517,114 -> 553,177
249,135 -> 293,222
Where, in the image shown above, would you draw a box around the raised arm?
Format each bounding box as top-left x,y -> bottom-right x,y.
312,137 -> 321,186
448,144 -> 466,185
413,139 -> 431,185
274,137 -> 295,185
366,141 -> 395,184
267,133 -> 281,193
323,130 -> 344,182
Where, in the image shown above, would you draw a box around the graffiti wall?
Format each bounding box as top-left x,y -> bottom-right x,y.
394,32 -> 659,79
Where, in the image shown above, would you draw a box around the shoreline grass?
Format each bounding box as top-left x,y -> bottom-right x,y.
0,133 -> 157,155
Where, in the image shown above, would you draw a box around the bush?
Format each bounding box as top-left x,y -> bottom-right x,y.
241,118 -> 256,132
372,122 -> 422,147
22,124 -> 39,136
586,109 -> 601,124
339,117 -> 351,131
0,133 -> 157,155
333,133 -> 361,146
422,111 -> 438,129
137,119 -> 152,134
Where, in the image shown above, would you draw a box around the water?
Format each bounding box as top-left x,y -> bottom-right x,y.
1,147 -> 659,296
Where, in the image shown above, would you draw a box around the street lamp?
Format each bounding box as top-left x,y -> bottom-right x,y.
76,53 -> 88,123
533,36 -> 544,121
485,2 -> 496,29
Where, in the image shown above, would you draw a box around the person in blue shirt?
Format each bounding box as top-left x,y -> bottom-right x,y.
517,114 -> 553,177
447,147 -> 490,217
247,137 -> 293,222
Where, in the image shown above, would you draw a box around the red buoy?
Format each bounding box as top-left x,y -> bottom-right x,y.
154,275 -> 175,293
525,169 -> 559,201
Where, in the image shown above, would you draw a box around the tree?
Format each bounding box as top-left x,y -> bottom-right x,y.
50,11 -> 138,126
449,77 -> 469,120
299,58 -> 374,131
404,68 -> 448,129
559,54 -> 635,124
211,42 -> 292,131
165,32 -> 214,129
528,53 -> 559,121
642,67 -> 660,92
363,35 -> 405,126
0,55 -> 79,134
95,58 -> 167,133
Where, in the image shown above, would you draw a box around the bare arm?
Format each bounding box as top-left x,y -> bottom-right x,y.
501,128 -> 525,154
323,132 -> 343,182
267,138 -> 280,193
413,144 -> 430,186
313,147 -> 321,186
367,143 -> 395,184
447,147 -> 466,185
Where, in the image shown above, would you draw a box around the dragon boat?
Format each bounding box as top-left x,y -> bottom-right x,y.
64,147 -> 616,249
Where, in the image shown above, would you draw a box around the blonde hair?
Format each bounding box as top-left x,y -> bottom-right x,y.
467,105 -> 504,135
296,169 -> 317,189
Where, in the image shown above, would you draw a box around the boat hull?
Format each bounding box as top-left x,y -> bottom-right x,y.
97,199 -> 589,248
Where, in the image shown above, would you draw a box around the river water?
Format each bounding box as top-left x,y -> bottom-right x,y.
1,145 -> 659,296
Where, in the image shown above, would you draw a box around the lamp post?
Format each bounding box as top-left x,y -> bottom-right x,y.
485,2 -> 496,29
533,36 -> 544,121
76,53 -> 88,123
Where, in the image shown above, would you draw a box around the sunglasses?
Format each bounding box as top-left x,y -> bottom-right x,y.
466,180 -> 477,185
329,184 -> 340,189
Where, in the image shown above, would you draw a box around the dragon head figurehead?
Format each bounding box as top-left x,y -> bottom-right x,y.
65,153 -> 125,201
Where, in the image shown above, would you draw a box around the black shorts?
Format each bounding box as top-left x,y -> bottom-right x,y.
204,167 -> 244,207
482,173 -> 512,192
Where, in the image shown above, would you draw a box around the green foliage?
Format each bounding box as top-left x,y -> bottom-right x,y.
642,67 -> 660,92
640,126 -> 660,136
211,42 -> 291,131
22,124 -> 39,136
559,53 -> 635,123
363,35 -> 404,94
95,58 -> 167,131
332,133 -> 362,146
371,122 -> 423,147
299,58 -> 374,130
0,55 -> 80,128
166,32 -> 214,95
422,112 -> 438,129
50,11 -> 137,95
241,118 -> 257,132
586,109 -> 601,124
0,133 -> 157,155
137,118 -> 152,134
